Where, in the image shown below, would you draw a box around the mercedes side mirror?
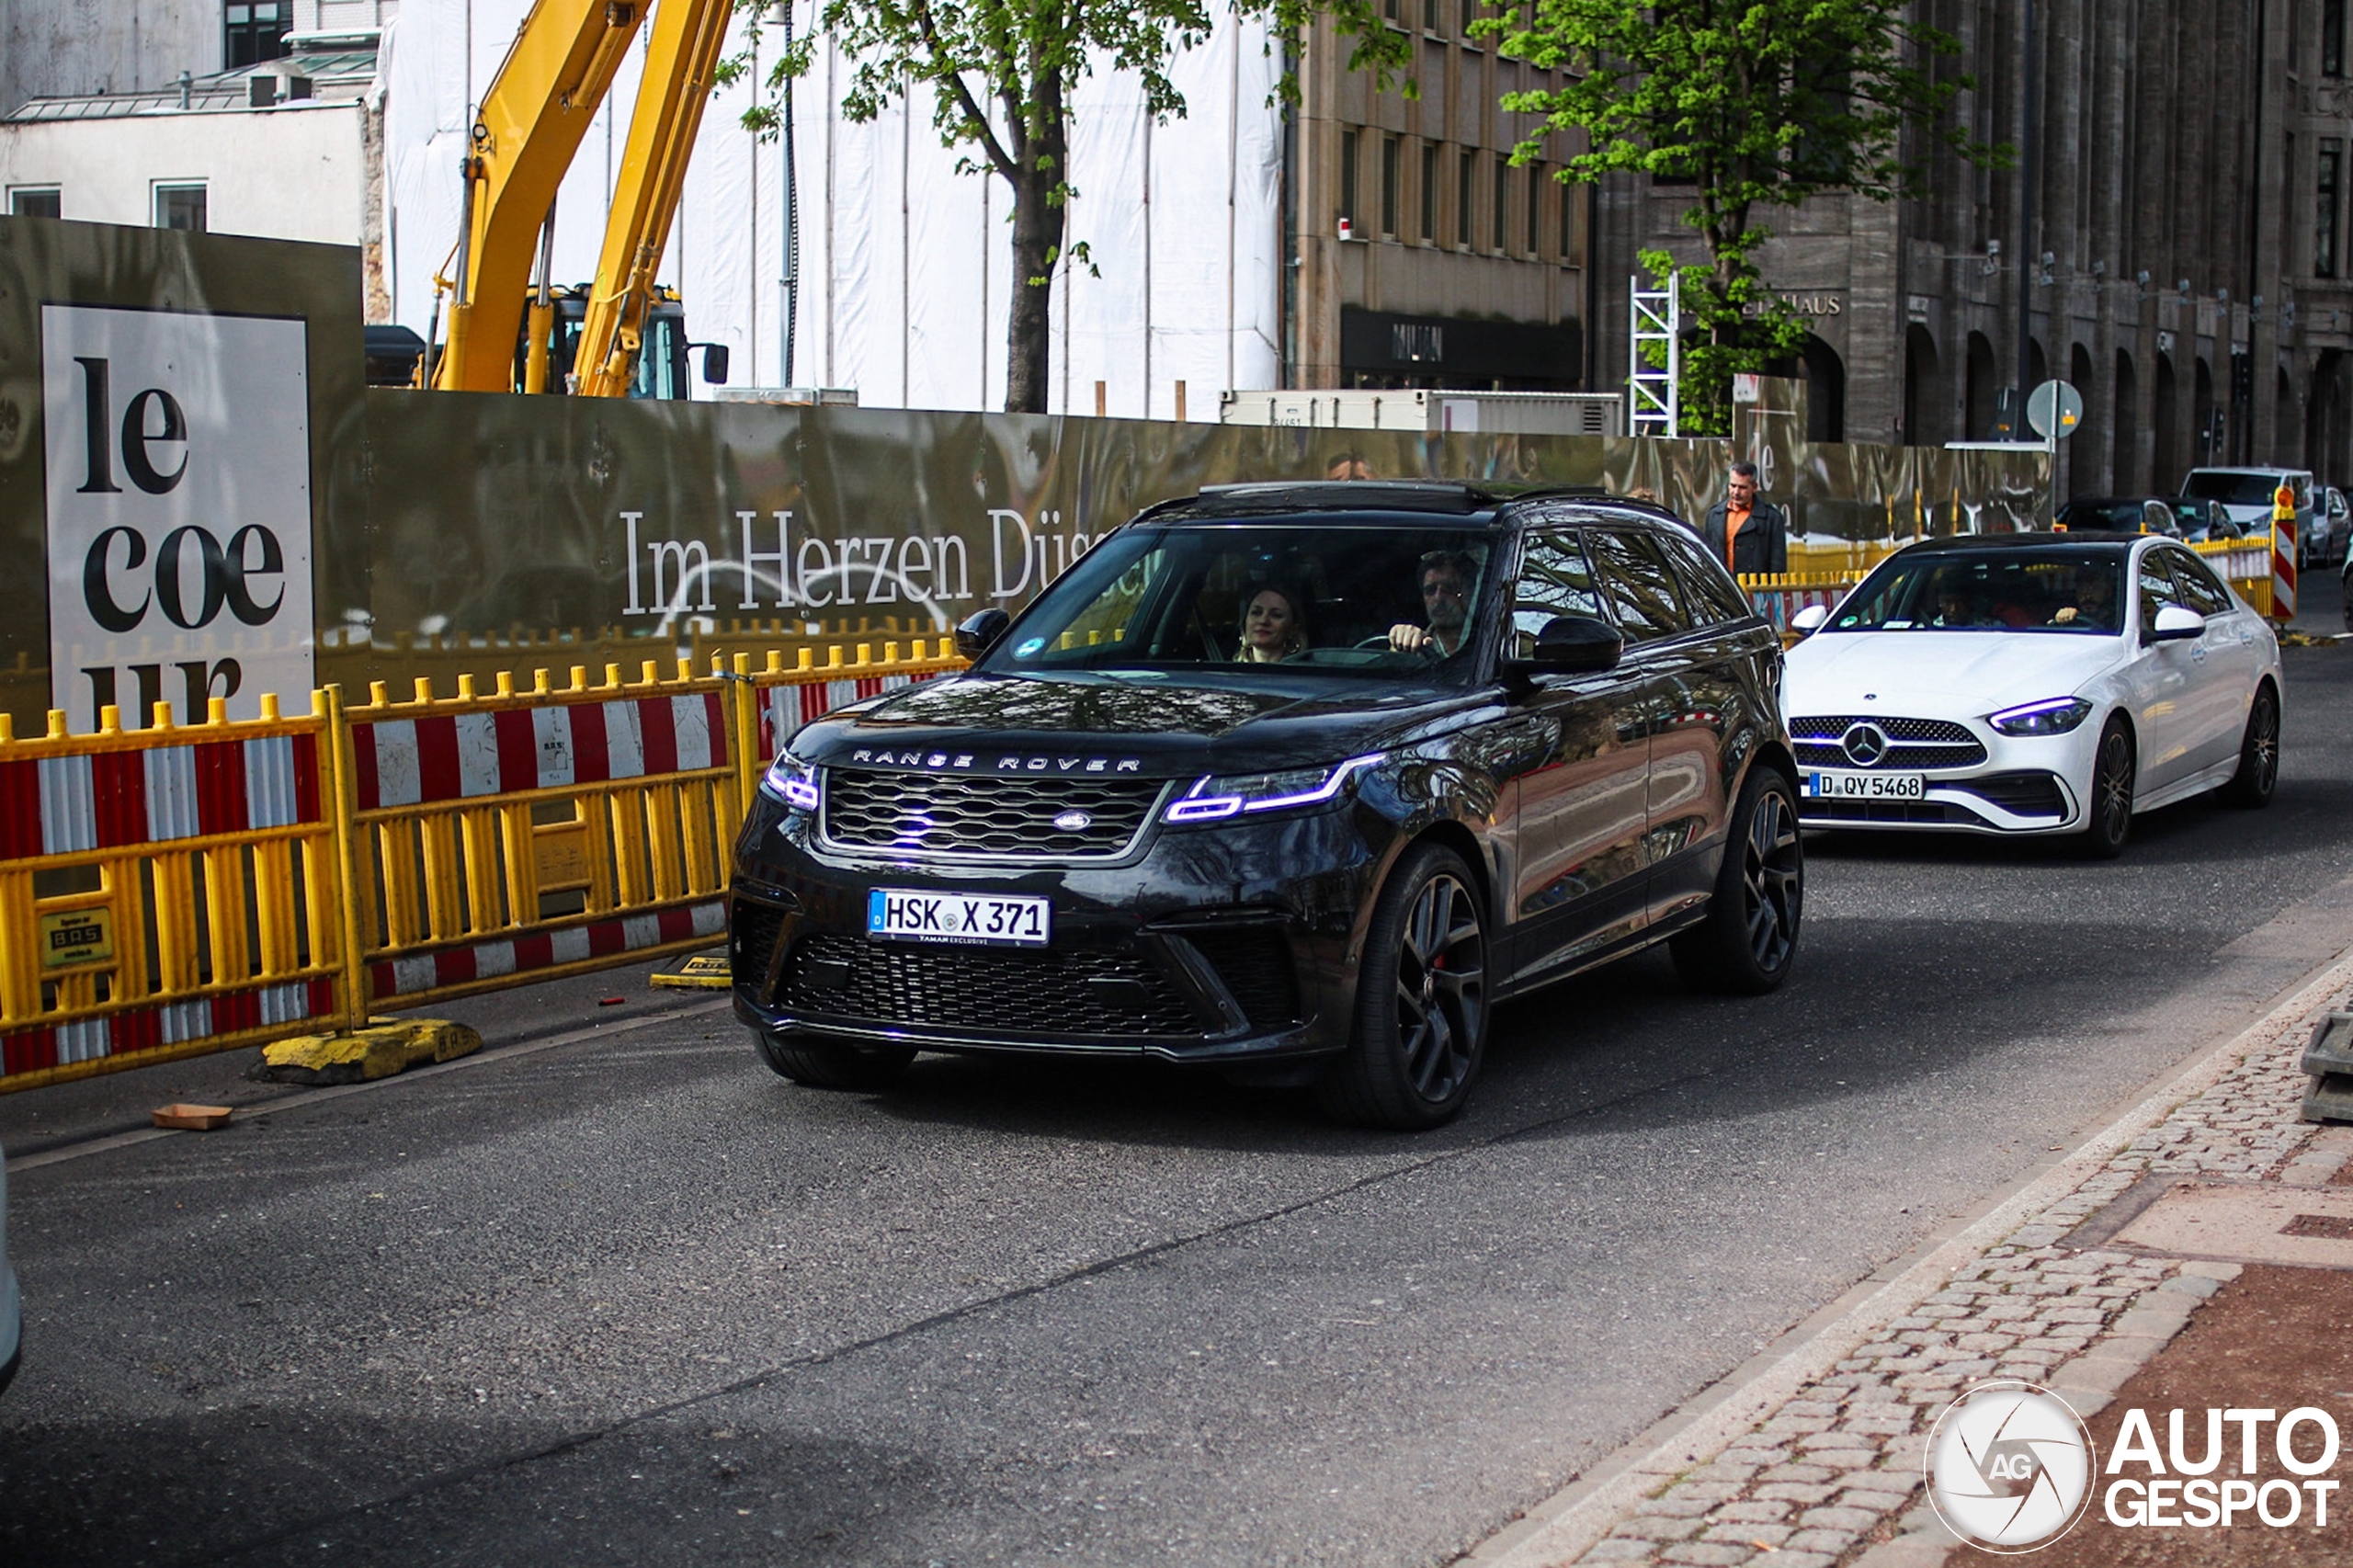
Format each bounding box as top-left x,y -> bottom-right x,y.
2150,604 -> 2205,642
1790,604 -> 1830,635
1511,614 -> 1622,677
954,607 -> 1011,658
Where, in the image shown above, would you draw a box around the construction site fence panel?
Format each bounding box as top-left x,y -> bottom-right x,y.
0,696 -> 357,1092
1738,533 -> 2284,625
0,642 -> 961,1093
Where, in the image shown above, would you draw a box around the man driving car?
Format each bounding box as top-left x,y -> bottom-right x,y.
1389,550 -> 1480,656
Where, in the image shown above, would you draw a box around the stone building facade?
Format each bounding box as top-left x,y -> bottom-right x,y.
1590,0 -> 2353,496
1286,10 -> 1595,392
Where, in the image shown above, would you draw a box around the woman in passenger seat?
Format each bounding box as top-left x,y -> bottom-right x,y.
1235,585 -> 1311,663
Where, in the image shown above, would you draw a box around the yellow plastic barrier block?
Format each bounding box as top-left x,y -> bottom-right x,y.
258,1019 -> 483,1085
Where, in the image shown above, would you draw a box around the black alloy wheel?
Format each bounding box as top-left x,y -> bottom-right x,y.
1316,841 -> 1488,1131
2079,719 -> 2135,859
1671,767 -> 1804,994
2219,683 -> 2280,808
752,1028 -> 915,1091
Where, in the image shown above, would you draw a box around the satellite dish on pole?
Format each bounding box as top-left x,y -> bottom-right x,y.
2027,380 -> 2084,440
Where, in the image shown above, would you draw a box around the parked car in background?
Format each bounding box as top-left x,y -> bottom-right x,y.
730,482 -> 1805,1129
2055,497 -> 2181,537
2321,485 -> 2351,563
2181,466 -> 2314,564
1784,532 -> 2280,858
2166,497 -> 2244,543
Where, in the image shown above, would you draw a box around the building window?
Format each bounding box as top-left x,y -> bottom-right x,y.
1527,163 -> 1543,256
8,187 -> 62,219
1421,142 -> 1438,241
2321,142 -> 2343,278
1493,156 -> 1509,250
1384,0 -> 1400,21
225,2 -> 293,69
1461,0 -> 1481,46
1457,149 -> 1473,246
155,183 -> 207,232
1561,176 -> 1575,260
1381,136 -> 1400,236
1338,130 -> 1358,233
1425,0 -> 1442,32
2328,0 -> 2347,76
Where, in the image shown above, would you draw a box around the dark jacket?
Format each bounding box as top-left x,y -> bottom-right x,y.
1700,498 -> 1790,576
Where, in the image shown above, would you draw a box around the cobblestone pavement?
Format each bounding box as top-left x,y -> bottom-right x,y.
1470,977 -> 2353,1568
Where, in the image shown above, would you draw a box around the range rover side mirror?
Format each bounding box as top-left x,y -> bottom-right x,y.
1513,614 -> 1622,676
1790,604 -> 1830,635
2149,604 -> 2205,642
955,607 -> 1011,659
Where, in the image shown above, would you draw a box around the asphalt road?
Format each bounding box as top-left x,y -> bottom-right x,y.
4,579 -> 2350,1568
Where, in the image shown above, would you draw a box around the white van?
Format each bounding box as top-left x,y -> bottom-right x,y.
2181,467 -> 2316,565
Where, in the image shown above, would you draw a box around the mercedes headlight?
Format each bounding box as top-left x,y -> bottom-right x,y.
1163,754 -> 1386,824
762,751 -> 821,811
1986,698 -> 2094,737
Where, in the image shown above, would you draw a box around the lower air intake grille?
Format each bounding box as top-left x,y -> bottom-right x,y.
781,933 -> 1199,1037
1960,771 -> 2068,819
1179,927 -> 1302,1033
730,900 -> 789,991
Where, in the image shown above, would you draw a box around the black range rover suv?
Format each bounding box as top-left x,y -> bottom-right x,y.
730,482 -> 1803,1128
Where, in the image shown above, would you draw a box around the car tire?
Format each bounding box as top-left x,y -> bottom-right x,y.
1315,840 -> 1488,1131
2218,682 -> 2280,809
1669,765 -> 1804,994
750,1028 -> 915,1091
2078,719 -> 2135,859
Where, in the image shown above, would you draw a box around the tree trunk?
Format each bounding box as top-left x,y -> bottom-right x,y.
1005,163 -> 1063,414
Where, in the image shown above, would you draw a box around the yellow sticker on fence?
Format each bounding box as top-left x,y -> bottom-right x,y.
40,906 -> 114,969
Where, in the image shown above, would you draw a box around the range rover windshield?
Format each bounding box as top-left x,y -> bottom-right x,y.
983,523 -> 1497,678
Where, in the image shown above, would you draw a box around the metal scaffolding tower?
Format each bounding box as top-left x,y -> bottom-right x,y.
1628,273 -> 1680,438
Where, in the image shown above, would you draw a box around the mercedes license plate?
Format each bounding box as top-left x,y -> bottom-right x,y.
1806,770 -> 1926,801
867,888 -> 1051,947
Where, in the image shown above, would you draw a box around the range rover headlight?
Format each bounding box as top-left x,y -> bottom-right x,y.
762,751 -> 821,812
1986,697 -> 2094,737
1163,754 -> 1386,824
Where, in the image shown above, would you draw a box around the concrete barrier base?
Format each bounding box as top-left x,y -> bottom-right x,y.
256,1019 -> 483,1085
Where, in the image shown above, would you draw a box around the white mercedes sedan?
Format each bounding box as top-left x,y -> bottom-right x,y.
1783,533 -> 2281,858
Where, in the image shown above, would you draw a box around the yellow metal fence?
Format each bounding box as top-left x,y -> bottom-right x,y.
0,642 -> 963,1092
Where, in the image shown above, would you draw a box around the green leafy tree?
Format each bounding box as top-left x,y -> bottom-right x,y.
1480,1 -> 2003,435
734,0 -> 1407,415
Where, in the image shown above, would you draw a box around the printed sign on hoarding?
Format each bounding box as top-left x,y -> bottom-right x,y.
41,303 -> 315,727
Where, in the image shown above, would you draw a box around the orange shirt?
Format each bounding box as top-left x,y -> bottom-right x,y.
1724,505 -> 1752,573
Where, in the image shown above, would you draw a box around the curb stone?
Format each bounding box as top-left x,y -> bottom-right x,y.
1461,954 -> 2353,1568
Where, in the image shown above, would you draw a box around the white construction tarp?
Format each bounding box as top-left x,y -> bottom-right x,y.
378,0 -> 1280,411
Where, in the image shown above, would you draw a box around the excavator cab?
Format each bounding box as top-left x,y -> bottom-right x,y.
518,284 -> 691,398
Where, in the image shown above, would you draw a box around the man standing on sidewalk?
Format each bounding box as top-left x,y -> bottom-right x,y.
1701,460 -> 1789,576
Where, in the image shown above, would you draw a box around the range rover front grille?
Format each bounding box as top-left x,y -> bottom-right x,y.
779,933 -> 1199,1037
821,768 -> 1165,858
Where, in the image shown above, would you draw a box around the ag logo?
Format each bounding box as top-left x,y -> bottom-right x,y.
1925,1380 -> 2096,1552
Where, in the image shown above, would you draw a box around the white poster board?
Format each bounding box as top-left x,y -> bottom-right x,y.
41,304 -> 316,728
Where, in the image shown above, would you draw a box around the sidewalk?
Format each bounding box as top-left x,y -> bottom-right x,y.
1465,949 -> 2353,1568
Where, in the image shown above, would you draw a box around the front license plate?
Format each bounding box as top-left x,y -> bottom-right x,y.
1806,770 -> 1927,801
867,888 -> 1051,947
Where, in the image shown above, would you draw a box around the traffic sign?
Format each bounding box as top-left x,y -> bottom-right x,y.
2027,380 -> 2084,441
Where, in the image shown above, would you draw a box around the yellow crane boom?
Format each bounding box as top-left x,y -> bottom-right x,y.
431,0 -> 647,392
573,0 -> 731,398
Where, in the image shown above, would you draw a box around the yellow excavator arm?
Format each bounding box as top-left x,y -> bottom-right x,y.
430,0 -> 647,392
572,0 -> 731,397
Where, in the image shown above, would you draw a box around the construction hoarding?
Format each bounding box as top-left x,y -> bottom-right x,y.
0,215 -> 2050,735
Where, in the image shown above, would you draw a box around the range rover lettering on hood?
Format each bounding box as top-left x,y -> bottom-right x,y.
847,748 -> 1144,774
